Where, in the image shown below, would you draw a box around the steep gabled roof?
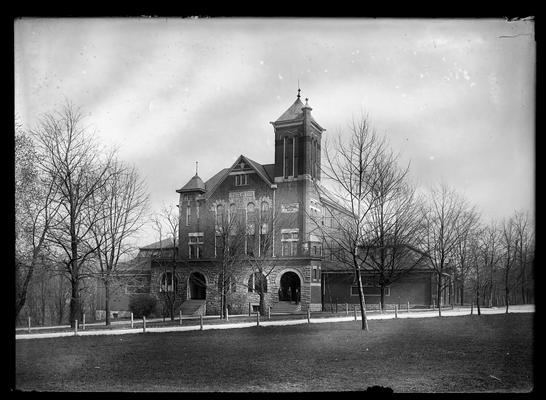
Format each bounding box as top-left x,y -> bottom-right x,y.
202,155 -> 273,200
262,163 -> 275,181
203,168 -> 230,198
243,155 -> 273,186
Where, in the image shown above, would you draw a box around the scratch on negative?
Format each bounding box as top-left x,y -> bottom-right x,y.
498,33 -> 533,39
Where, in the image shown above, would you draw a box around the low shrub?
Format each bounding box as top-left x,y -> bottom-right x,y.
129,294 -> 157,318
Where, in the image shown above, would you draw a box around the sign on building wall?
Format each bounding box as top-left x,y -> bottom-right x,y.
229,190 -> 256,209
281,202 -> 300,213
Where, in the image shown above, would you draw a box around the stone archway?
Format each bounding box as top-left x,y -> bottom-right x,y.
188,271 -> 207,300
279,271 -> 301,303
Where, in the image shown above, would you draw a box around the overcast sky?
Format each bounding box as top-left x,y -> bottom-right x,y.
15,17 -> 535,247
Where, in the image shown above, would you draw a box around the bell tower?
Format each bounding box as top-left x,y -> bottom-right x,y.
271,89 -> 325,183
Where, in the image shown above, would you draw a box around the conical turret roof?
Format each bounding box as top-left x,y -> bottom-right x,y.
177,174 -> 206,193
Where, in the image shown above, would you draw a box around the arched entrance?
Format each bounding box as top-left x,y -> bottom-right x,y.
189,272 -> 206,300
279,271 -> 301,303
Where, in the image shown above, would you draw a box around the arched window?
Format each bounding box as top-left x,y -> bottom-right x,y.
247,272 -> 268,293
160,271 -> 177,292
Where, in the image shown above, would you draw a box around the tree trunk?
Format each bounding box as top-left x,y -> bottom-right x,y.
460,282 -> 464,306
40,276 -> 47,326
223,289 -> 228,320
437,274 -> 442,317
476,288 -> 481,315
15,260 -> 36,321
69,277 -> 82,328
105,279 -> 111,326
505,285 -> 510,314
354,268 -> 368,331
259,291 -> 266,316
380,285 -> 385,312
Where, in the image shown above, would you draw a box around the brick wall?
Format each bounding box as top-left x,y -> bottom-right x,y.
322,271 -> 433,308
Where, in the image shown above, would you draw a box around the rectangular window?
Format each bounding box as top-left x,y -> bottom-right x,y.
280,229 -> 299,257
313,267 -> 317,280
235,174 -> 248,186
186,205 -> 191,226
188,233 -> 204,259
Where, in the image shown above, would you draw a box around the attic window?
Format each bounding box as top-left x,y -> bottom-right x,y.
235,174 -> 248,186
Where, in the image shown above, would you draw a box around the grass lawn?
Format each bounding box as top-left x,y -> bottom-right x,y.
15,313 -> 534,392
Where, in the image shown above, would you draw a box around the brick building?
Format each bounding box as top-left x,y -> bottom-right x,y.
145,91 -> 437,316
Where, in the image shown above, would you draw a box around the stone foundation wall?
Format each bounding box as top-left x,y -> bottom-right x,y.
150,259 -> 316,315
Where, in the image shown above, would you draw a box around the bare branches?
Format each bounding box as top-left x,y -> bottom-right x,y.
27,102 -> 117,326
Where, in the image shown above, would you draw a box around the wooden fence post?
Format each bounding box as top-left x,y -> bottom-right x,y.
200,314 -> 203,330
353,305 -> 357,321
307,308 -> 311,323
74,320 -> 78,336
226,308 -> 229,321
131,312 -> 134,328
395,305 -> 398,319
346,303 -> 348,316
256,312 -> 260,326
179,310 -> 182,325
379,302 -> 383,314
28,316 -> 31,334
142,316 -> 146,333
407,301 -> 410,313
248,303 -> 251,316
82,313 -> 86,330
268,306 -> 271,320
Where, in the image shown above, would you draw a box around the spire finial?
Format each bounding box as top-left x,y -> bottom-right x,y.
195,161 -> 198,176
305,97 -> 309,105
297,79 -> 301,98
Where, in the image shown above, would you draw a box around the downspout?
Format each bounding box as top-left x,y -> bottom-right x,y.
271,184 -> 277,257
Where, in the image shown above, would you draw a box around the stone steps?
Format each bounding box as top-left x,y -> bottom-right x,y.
180,299 -> 206,316
271,301 -> 301,314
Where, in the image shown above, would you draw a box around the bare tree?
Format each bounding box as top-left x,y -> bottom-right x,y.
152,203 -> 180,321
500,215 -> 517,314
313,115 -> 393,330
479,221 -> 502,307
243,200 -> 288,316
420,183 -> 477,317
512,211 -> 534,304
359,147 -> 426,311
15,122 -> 60,321
453,210 -> 481,305
89,160 -> 149,325
31,102 -> 115,327
467,226 -> 487,315
212,201 -> 246,319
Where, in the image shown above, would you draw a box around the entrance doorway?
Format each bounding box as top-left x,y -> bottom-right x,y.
279,271 -> 301,303
189,272 -> 206,300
